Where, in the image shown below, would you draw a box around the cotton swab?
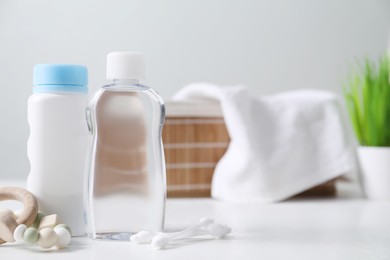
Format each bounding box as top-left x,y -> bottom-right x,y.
151,218 -> 214,249
130,217 -> 231,250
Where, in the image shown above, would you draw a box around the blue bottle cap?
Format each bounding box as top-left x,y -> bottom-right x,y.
33,64 -> 88,93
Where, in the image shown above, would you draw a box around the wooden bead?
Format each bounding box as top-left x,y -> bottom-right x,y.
38,228 -> 57,249
54,224 -> 72,236
0,209 -> 18,242
38,214 -> 60,230
23,227 -> 39,244
54,227 -> 71,249
13,224 -> 27,242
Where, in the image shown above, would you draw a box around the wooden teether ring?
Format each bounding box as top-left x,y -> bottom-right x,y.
0,187 -> 38,244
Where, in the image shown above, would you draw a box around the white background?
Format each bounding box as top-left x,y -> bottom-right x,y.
0,0 -> 389,178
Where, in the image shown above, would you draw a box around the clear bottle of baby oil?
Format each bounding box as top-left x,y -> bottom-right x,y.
85,52 -> 166,240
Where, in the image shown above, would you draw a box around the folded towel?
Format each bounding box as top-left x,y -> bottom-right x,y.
172,83 -> 356,202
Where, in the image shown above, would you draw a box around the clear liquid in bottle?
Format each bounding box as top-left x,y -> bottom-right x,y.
85,52 -> 166,240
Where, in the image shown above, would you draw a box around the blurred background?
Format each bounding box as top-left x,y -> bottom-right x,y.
0,0 -> 389,179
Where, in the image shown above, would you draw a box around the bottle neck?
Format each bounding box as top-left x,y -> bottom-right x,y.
112,79 -> 139,84
104,78 -> 147,90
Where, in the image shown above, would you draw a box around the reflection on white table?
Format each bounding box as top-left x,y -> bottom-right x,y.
0,179 -> 389,260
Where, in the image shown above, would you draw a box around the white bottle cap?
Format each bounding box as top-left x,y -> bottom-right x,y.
106,52 -> 145,80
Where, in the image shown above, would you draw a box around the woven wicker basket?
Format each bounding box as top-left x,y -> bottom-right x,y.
163,117 -> 229,197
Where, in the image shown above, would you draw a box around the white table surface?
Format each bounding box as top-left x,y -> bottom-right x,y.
1,180 -> 390,260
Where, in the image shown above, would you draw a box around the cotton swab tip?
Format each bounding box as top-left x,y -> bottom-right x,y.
151,234 -> 170,250
199,217 -> 214,227
130,231 -> 156,244
207,223 -> 231,238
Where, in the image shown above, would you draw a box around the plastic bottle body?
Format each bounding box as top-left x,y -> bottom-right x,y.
85,82 -> 166,240
27,92 -> 88,236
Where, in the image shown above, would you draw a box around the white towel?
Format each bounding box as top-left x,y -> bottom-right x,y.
172,83 -> 356,202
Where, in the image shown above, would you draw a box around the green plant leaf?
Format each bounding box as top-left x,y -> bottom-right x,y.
343,54 -> 390,146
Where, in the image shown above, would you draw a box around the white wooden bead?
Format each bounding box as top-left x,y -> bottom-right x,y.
38,228 -> 58,249
13,224 -> 27,242
54,227 -> 71,249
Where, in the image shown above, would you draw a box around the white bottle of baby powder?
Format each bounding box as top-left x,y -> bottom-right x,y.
27,64 -> 88,236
